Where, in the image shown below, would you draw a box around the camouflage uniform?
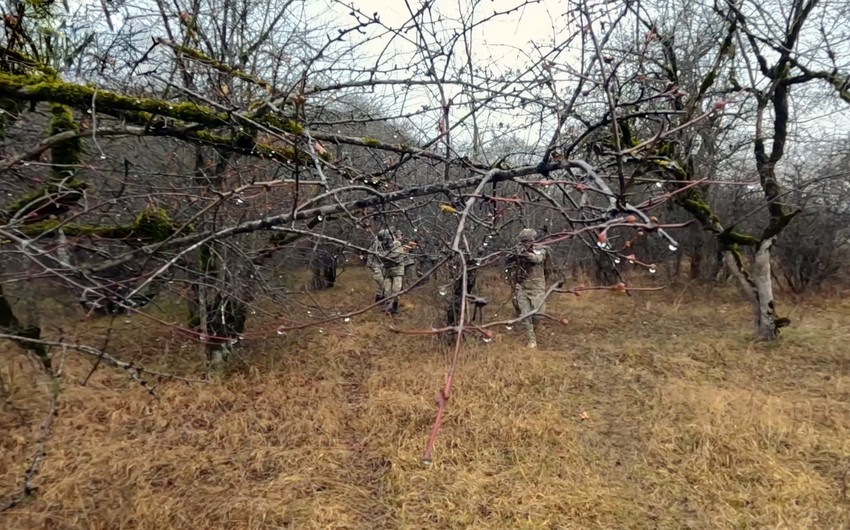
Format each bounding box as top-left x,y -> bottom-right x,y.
507,228 -> 551,348
380,228 -> 405,314
395,229 -> 417,288
366,236 -> 385,302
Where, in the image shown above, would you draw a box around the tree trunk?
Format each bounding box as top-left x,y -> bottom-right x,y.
672,250 -> 683,281
593,254 -> 618,285
310,246 -> 338,290
690,240 -> 703,280
445,260 -> 477,328
204,294 -> 247,367
721,239 -> 785,340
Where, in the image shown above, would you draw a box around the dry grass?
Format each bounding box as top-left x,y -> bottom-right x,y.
2,269 -> 849,529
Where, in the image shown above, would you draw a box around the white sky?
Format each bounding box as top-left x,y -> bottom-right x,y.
330,0 -> 571,65
299,0 -> 586,154
48,0 -> 850,163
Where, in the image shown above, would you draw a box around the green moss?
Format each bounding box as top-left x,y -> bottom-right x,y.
4,179 -> 89,220
189,129 -> 330,164
682,197 -> 722,228
761,208 -> 802,241
48,104 -> 84,179
725,243 -> 747,274
649,157 -> 688,179
132,207 -> 176,241
719,229 -> 759,246
361,137 -> 382,147
263,114 -> 304,135
656,141 -> 676,157
0,73 -> 325,164
0,72 -> 311,136
0,49 -> 57,76
13,206 -> 188,243
0,73 -> 229,126
166,42 -> 271,90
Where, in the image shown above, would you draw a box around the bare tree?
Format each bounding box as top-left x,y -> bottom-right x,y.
582,0 -> 850,339
2,0 -> 848,486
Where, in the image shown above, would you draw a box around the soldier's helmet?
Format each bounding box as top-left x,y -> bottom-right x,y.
517,228 -> 537,242
377,229 -> 392,243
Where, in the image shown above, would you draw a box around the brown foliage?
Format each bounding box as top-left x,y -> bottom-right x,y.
2,269 -> 850,529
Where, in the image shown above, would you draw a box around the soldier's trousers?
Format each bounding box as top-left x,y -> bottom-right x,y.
382,275 -> 403,313
513,286 -> 545,343
370,267 -> 385,300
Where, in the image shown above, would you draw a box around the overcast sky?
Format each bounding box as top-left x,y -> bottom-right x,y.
52,0 -> 850,163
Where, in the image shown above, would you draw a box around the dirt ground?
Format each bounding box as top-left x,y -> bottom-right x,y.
2,268 -> 849,529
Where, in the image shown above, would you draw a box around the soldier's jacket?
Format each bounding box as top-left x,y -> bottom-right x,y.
366,239 -> 383,270
400,244 -> 416,267
507,245 -> 553,290
381,240 -> 405,277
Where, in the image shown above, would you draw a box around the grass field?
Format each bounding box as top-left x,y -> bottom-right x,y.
2,268 -> 849,529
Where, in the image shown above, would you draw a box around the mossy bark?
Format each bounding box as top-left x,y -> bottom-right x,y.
47,103 -> 83,179
0,72 -> 229,126
12,207 -> 188,244
3,179 -> 88,222
0,73 -> 323,163
157,39 -> 272,91
649,156 -> 788,340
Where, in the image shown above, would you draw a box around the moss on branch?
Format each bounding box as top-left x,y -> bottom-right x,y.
0,72 -> 230,126
648,157 -> 688,180
762,208 -> 802,241
48,103 -> 84,179
14,206 -> 190,244
0,73 -> 335,166
4,179 -> 89,221
189,129 -> 332,163
681,196 -> 722,229
0,47 -> 58,76
719,229 -> 759,247
158,40 -> 272,91
0,68 -> 345,170
261,114 -> 304,135
0,72 -> 315,142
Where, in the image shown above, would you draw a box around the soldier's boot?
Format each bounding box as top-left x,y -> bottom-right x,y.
375,293 -> 384,304
389,299 -> 399,315
526,330 -> 537,349
381,297 -> 395,314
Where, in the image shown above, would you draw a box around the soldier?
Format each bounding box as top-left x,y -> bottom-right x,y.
366,231 -> 386,303
380,227 -> 405,314
506,228 -> 557,348
395,228 -> 418,288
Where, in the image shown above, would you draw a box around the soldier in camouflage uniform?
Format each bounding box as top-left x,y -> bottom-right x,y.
395,228 -> 418,289
380,227 -> 405,315
366,232 -> 386,303
506,228 -> 556,348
